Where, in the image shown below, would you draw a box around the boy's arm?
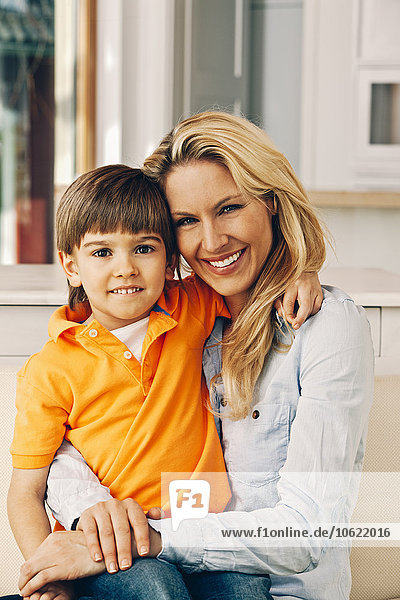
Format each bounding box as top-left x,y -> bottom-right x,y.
275,272 -> 323,329
7,466 -> 51,559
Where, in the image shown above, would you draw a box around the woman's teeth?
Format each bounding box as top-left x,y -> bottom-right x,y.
209,250 -> 243,268
111,288 -> 140,294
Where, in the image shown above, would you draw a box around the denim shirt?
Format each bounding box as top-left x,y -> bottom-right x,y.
46,287 -> 374,600
157,287 -> 374,599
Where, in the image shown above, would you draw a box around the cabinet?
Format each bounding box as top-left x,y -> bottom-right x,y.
0,265 -> 67,366
1,265 -> 399,374
321,267 -> 400,374
302,0 -> 400,191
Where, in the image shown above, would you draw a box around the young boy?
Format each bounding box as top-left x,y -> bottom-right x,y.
8,165 -> 231,600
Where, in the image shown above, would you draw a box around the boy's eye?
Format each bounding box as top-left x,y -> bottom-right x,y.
175,217 -> 197,228
93,248 -> 111,257
136,245 -> 153,254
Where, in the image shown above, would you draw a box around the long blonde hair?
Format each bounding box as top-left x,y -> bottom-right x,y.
143,111 -> 326,419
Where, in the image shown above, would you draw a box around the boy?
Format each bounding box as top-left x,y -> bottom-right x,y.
8,165 -> 231,600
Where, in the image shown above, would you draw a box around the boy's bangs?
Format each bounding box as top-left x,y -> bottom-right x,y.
81,193 -> 166,239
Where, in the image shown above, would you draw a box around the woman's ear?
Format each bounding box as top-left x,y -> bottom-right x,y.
165,255 -> 178,281
165,264 -> 175,281
266,193 -> 278,216
58,250 -> 82,287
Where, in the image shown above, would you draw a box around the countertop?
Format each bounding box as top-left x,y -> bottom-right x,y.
0,265 -> 68,305
321,267 -> 400,307
1,265 -> 400,307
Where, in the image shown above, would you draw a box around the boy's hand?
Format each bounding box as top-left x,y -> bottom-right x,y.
24,580 -> 74,600
275,272 -> 323,329
77,498 -> 162,573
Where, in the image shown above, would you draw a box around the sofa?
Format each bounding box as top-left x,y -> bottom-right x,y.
1,366 -> 399,597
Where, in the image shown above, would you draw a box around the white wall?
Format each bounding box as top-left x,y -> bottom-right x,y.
320,207 -> 400,276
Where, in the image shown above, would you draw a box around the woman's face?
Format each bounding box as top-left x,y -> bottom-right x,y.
164,160 -> 273,318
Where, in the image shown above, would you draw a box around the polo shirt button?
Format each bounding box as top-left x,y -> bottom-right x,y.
252,409 -> 260,419
220,398 -> 227,407
89,329 -> 98,338
124,350 -> 133,359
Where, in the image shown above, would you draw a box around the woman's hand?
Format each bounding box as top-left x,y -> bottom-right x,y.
77,498 -> 162,573
23,580 -> 74,600
19,530 -> 105,597
275,272 -> 323,329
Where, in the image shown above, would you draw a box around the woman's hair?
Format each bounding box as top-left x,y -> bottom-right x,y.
143,111 -> 326,420
56,164 -> 176,308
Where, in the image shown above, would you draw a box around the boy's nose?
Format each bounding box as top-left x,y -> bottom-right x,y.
115,258 -> 138,278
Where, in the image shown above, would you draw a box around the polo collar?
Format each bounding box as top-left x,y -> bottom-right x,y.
49,303 -> 92,341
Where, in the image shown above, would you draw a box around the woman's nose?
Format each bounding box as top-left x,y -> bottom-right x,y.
201,223 -> 229,253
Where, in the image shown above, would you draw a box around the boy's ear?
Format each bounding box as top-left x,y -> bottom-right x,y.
58,251 -> 82,288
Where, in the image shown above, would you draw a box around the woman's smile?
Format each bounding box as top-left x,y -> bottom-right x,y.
203,248 -> 245,269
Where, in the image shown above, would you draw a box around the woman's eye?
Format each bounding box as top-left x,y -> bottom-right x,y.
93,248 -> 111,257
175,217 -> 197,228
136,245 -> 153,254
220,204 -> 242,215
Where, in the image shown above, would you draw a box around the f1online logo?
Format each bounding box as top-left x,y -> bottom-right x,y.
169,480 -> 210,531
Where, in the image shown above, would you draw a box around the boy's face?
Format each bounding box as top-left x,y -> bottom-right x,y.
60,230 -> 170,330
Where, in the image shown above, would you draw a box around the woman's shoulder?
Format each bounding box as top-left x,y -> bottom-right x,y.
298,285 -> 372,351
317,285 -> 365,322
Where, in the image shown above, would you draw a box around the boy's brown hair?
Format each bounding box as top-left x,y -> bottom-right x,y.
56,164 -> 177,308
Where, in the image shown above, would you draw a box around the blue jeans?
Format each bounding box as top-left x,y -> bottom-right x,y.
76,558 -> 273,600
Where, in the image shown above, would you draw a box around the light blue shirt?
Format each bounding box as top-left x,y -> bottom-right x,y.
46,287 -> 374,600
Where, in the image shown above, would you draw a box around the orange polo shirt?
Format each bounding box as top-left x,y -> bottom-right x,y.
11,275 -> 231,513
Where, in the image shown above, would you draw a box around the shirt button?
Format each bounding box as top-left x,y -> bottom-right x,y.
220,398 -> 227,407
88,329 -> 98,338
252,409 -> 260,419
124,350 -> 133,360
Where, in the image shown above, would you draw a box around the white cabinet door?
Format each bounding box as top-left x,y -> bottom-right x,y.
0,306 -> 58,357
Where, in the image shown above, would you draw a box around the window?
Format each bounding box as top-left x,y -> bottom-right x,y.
0,0 -> 95,265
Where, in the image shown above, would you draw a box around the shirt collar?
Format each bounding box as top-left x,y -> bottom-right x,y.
49,303 -> 92,341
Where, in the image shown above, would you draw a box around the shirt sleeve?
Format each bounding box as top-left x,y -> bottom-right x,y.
157,295 -> 375,575
46,440 -> 112,530
11,358 -> 72,469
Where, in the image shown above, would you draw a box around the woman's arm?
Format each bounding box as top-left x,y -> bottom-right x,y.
46,441 -> 155,572
46,439 -> 113,529
158,292 -> 374,575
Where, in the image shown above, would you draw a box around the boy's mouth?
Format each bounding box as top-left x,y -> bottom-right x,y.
110,287 -> 142,295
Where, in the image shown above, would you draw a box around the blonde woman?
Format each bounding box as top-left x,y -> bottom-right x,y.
18,112 -> 373,600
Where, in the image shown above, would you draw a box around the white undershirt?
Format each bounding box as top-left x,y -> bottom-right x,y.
84,314 -> 150,363
110,316 -> 150,363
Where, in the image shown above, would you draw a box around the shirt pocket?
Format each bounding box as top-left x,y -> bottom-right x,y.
222,402 -> 294,486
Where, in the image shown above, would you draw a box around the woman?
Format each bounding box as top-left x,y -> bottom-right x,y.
18,112 -> 374,600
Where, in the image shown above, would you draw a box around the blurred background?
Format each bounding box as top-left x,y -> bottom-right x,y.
0,0 -> 399,272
